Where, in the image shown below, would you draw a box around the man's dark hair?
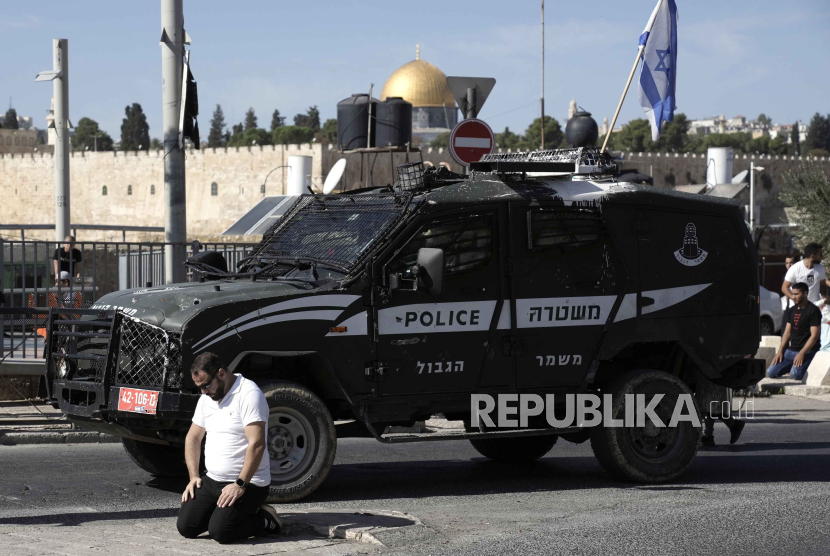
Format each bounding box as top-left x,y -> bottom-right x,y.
803,243 -> 823,258
792,282 -> 809,294
785,253 -> 796,260
191,352 -> 225,376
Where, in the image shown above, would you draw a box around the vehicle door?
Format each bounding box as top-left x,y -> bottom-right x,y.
374,210 -> 503,396
508,202 -> 622,389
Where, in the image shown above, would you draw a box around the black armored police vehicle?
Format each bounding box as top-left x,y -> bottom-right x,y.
47,147 -> 764,502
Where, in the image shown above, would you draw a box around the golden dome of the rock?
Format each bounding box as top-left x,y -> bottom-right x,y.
380,48 -> 456,108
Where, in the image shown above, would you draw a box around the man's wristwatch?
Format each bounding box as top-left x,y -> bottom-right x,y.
235,477 -> 247,488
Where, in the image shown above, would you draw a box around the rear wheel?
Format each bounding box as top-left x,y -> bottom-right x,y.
590,369 -> 700,483
121,438 -> 188,477
469,435 -> 557,462
259,381 -> 336,503
760,316 -> 774,336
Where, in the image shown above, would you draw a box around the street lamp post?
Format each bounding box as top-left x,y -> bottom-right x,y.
750,162 -> 765,234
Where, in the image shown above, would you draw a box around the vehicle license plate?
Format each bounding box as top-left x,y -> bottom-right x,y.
117,387 -> 159,414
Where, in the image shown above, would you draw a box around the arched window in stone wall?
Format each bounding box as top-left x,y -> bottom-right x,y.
211,182 -> 218,196
128,185 -> 133,196
102,185 -> 108,196
150,184 -> 156,195
260,184 -> 265,195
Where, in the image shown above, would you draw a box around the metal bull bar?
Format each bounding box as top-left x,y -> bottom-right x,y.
47,307 -> 197,421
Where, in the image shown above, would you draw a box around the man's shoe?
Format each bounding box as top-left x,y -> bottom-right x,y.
259,504 -> 283,535
701,435 -> 715,447
729,420 -> 745,444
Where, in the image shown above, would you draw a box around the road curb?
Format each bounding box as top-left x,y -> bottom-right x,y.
0,431 -> 120,446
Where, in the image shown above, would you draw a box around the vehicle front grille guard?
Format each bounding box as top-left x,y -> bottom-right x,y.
47,308 -> 183,407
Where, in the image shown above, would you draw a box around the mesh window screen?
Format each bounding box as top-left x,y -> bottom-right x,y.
528,208 -> 604,252
249,193 -> 412,274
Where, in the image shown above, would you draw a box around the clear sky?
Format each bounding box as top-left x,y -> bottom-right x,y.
2,0 -> 828,140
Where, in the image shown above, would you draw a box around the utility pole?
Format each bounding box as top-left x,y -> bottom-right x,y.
540,0 -> 545,149
36,39 -> 70,242
161,0 -> 187,284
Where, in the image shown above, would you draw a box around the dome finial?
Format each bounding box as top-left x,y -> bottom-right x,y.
416,43 -> 420,60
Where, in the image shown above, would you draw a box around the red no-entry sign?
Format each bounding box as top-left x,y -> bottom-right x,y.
449,119 -> 495,167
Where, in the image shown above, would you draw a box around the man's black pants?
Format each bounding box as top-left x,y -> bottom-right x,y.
177,475 -> 270,544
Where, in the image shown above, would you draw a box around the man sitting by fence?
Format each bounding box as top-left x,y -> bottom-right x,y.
767,282 -> 821,380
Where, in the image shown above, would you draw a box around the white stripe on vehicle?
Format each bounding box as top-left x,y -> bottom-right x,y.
497,301 -> 511,330
641,283 -> 712,315
613,293 -> 638,322
378,301 -> 497,335
194,309 -> 345,353
193,294 -> 360,348
326,311 -> 368,337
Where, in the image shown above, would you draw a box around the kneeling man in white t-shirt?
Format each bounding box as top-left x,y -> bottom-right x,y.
177,352 -> 281,543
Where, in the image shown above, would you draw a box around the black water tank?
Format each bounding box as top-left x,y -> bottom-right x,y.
565,110 -> 599,148
375,97 -> 412,148
337,94 -> 379,150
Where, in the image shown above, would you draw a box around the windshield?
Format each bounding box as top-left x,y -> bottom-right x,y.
242,192 -> 414,277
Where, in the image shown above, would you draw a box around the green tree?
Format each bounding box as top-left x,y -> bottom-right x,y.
228,128 -> 271,147
791,121 -> 801,156
805,113 -> 830,154
655,113 -> 691,153
150,138 -> 162,150
780,163 -> 830,247
3,107 -> 18,129
294,106 -> 321,133
430,132 -> 449,148
495,126 -> 522,149
120,103 -> 150,151
320,118 -> 337,143
757,113 -> 772,127
272,126 -> 315,145
520,116 -> 563,150
207,104 -> 226,148
612,119 -> 653,152
72,117 -> 114,151
270,109 -> 285,131
244,108 -> 258,131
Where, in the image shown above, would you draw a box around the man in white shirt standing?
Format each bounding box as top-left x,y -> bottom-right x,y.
782,243 -> 830,307
177,352 -> 281,543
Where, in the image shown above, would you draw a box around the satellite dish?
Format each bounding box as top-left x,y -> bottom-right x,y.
323,159 -> 347,194
732,169 -> 749,184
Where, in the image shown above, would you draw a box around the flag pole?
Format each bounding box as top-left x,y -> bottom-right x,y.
600,0 -> 664,154
599,48 -> 644,154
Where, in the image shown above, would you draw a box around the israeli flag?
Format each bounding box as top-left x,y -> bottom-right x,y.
637,0 -> 678,141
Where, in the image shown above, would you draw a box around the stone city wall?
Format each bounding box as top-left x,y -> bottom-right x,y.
3,145 -> 829,241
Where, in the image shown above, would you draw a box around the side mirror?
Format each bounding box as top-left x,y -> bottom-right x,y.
416,248 -> 443,295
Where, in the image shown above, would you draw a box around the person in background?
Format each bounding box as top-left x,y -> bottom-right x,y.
780,254 -> 796,311
781,244 -> 830,307
818,291 -> 830,352
767,282 -> 821,380
53,235 -> 83,284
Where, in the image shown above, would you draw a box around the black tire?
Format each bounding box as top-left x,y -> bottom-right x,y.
259,381 -> 336,503
121,438 -> 188,477
590,369 -> 700,483
760,316 -> 774,336
469,434 -> 557,462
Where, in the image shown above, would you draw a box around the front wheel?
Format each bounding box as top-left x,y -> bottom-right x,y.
121,438 -> 188,477
760,316 -> 775,336
469,435 -> 557,462
259,381 -> 336,503
590,369 -> 700,483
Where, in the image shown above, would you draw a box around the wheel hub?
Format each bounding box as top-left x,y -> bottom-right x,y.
267,408 -> 316,482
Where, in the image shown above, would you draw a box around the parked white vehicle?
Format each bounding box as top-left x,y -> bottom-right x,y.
760,285 -> 784,336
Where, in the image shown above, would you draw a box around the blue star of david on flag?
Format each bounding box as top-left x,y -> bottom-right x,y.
654,49 -> 670,73
637,0 -> 678,141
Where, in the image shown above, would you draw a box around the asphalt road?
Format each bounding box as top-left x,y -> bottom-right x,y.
1,395 -> 829,555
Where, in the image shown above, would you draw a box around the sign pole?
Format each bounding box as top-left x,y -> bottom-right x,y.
161,0 -> 187,284
540,0 -> 545,149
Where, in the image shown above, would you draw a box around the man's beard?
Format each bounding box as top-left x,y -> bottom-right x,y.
209,381 -> 227,401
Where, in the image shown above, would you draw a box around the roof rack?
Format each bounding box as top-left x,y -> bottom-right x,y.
470,147 -> 617,175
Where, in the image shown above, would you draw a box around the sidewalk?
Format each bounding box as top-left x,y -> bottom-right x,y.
0,400 -> 118,445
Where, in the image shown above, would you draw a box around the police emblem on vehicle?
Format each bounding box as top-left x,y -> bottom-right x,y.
674,223 -> 708,266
